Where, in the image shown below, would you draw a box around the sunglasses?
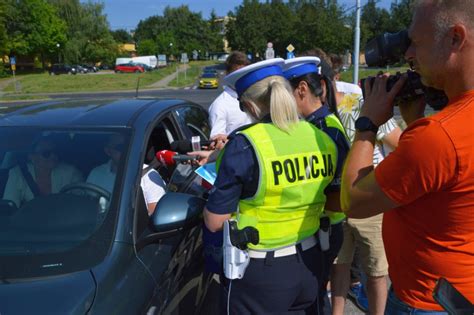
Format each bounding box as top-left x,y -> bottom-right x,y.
239,100 -> 246,113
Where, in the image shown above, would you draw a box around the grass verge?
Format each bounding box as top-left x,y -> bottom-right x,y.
168,65 -> 200,87
0,94 -> 51,102
168,60 -> 219,88
2,66 -> 176,94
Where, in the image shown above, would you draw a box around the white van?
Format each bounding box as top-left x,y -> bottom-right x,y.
132,56 -> 158,68
115,57 -> 133,66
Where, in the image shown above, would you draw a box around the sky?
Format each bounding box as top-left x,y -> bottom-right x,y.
85,0 -> 394,31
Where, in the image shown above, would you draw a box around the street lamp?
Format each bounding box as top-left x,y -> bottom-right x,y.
353,0 -> 361,85
56,43 -> 60,64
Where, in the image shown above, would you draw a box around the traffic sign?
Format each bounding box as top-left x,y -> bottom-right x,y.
181,53 -> 189,64
11,64 -> 16,71
10,56 -> 16,65
286,51 -> 295,59
265,48 -> 275,60
286,44 -> 295,52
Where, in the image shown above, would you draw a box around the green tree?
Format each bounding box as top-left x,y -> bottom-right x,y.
388,0 -> 414,32
263,0 -> 297,57
208,10 -> 224,53
4,0 -> 66,68
134,5 -> 222,56
227,0 -> 350,58
226,0 -> 268,58
137,39 -> 156,56
360,0 -> 391,46
0,1 -> 8,56
111,29 -> 133,43
48,0 -> 118,65
134,16 -> 165,43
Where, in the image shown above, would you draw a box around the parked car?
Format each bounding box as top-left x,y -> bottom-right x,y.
0,98 -> 217,314
115,63 -> 145,73
203,66 -> 218,76
98,64 -> 112,70
49,64 -> 77,75
198,72 -> 219,89
71,65 -> 89,74
217,54 -> 229,62
132,62 -> 154,72
83,64 -> 98,73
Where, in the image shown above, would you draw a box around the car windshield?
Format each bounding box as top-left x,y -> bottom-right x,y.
0,127 -> 131,279
201,73 -> 216,78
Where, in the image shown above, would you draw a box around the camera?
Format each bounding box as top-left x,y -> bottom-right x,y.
363,30 -> 448,110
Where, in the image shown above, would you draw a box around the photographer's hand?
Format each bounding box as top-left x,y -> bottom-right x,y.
361,73 -> 407,127
399,96 -> 426,126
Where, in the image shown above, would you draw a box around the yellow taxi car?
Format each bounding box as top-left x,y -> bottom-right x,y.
198,72 -> 219,89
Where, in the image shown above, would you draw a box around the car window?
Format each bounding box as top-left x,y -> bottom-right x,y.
0,127 -> 131,279
201,73 -> 216,78
174,105 -> 210,140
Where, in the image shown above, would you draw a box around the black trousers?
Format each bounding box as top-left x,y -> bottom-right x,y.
317,222 -> 344,315
221,244 -> 325,315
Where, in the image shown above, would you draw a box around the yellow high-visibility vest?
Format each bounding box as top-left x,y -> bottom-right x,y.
235,121 -> 338,250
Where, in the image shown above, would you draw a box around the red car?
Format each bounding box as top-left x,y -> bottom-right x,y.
115,63 -> 144,73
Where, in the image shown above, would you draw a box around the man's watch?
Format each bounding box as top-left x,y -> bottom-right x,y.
355,116 -> 379,134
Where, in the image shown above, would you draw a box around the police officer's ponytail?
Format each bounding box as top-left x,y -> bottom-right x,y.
241,76 -> 299,132
288,72 -> 340,121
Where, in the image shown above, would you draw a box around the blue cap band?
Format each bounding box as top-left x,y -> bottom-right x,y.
283,63 -> 320,80
235,65 -> 283,97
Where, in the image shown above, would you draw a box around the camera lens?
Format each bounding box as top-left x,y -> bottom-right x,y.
365,30 -> 411,67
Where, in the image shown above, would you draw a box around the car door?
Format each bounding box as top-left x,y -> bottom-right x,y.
132,110 -> 211,315
173,104 -> 211,141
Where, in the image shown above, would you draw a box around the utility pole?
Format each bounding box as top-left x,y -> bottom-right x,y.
353,0 -> 361,85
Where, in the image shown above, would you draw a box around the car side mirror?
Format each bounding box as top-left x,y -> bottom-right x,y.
151,192 -> 205,235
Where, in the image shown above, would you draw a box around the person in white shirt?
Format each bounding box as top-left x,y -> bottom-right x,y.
87,134 -> 166,216
208,51 -> 253,138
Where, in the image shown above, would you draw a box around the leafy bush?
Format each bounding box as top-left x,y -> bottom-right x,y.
0,63 -> 9,78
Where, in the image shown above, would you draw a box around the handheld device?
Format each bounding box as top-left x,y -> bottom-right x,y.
223,220 -> 259,280
433,277 -> 474,315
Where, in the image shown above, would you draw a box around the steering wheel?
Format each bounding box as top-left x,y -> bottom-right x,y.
60,182 -> 111,201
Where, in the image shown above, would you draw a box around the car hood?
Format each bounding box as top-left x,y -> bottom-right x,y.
0,270 -> 96,314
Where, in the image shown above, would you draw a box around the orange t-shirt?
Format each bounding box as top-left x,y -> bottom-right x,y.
375,90 -> 474,310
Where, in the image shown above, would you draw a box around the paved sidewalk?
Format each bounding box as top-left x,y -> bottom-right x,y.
147,64 -> 190,88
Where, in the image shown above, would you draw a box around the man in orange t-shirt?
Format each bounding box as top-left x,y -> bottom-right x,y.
341,0 -> 474,313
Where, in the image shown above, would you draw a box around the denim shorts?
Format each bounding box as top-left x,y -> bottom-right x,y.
385,288 -> 448,315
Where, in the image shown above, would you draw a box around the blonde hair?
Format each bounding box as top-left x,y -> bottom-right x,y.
240,76 -> 300,132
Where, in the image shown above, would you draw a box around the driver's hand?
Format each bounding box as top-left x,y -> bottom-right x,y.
209,134 -> 228,150
187,150 -> 213,166
361,73 -> 407,127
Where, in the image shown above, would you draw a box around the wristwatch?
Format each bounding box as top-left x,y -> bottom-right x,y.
355,116 -> 379,134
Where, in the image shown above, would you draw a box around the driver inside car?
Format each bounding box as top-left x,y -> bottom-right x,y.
86,134 -> 166,216
3,136 -> 83,208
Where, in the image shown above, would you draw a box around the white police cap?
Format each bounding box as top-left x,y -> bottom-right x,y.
223,58 -> 285,98
282,56 -> 321,80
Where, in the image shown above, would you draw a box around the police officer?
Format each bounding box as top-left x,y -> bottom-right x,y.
203,58 -> 340,314
283,57 -> 350,314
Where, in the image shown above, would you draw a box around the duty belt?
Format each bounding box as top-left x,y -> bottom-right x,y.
247,235 -> 318,259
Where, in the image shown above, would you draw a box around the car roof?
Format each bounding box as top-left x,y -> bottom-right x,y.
0,98 -> 189,127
